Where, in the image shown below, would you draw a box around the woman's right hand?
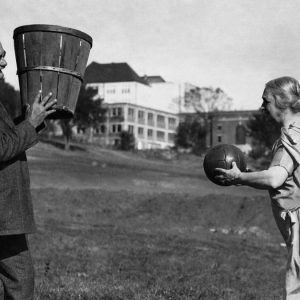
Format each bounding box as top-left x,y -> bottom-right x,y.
27,91 -> 57,128
215,161 -> 242,185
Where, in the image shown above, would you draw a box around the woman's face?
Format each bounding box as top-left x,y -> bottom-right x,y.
261,90 -> 283,123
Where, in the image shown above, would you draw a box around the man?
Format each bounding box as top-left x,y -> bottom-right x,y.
0,41 -> 57,300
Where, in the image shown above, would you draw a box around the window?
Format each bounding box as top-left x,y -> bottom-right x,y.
217,124 -> 222,131
147,129 -> 153,139
138,110 -> 145,124
148,112 -> 154,126
138,127 -> 144,137
168,117 -> 177,129
217,135 -> 222,143
128,108 -> 135,121
157,131 -> 165,141
112,124 -> 122,133
128,125 -> 134,134
106,88 -> 116,94
157,115 -> 165,128
112,107 -> 123,116
117,107 -> 123,116
100,125 -> 106,133
122,88 -> 130,94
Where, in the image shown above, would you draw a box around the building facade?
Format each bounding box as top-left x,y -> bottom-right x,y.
180,110 -> 257,153
94,102 -> 178,149
84,62 -> 181,149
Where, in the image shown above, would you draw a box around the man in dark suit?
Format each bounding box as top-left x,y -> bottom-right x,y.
0,41 -> 57,300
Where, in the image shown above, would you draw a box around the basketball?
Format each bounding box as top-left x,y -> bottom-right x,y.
203,144 -> 247,186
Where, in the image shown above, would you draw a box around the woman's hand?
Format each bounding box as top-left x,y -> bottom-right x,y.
214,161 -> 242,185
27,91 -> 57,128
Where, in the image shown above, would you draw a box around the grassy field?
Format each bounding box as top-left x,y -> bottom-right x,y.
25,142 -> 287,299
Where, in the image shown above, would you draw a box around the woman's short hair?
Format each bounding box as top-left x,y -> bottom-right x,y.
264,76 -> 300,112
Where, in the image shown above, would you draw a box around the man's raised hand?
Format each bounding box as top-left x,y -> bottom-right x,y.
27,91 -> 57,128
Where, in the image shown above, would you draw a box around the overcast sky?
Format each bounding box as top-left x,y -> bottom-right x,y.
1,0 -> 300,110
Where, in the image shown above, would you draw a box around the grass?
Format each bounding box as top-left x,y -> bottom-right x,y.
22,143 -> 288,299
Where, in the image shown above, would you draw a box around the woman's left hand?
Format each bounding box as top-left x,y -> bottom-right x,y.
215,161 -> 242,185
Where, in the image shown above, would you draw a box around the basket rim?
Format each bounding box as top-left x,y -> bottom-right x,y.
13,24 -> 93,47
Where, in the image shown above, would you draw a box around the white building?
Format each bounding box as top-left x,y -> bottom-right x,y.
84,62 -> 187,149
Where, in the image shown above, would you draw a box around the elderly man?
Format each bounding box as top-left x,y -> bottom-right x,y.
0,41 -> 57,300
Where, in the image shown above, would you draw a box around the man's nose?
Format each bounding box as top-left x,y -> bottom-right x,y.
0,58 -> 7,67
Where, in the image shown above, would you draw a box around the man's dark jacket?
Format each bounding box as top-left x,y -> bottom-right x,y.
0,102 -> 38,235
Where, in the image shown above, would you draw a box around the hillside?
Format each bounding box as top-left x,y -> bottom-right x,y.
27,142 -> 264,197
24,142 -> 285,300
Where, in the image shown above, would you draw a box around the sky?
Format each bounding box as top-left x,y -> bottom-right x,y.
1,0 -> 300,110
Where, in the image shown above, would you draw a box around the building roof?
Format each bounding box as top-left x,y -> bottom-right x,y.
84,62 -> 148,85
142,75 -> 166,84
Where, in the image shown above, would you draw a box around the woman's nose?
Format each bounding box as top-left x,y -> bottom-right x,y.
260,103 -> 270,115
261,99 -> 268,110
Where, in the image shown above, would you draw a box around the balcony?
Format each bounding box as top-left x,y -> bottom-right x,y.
109,115 -> 125,122
157,122 -> 165,129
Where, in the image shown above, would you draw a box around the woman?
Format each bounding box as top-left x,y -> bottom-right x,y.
216,76 -> 300,300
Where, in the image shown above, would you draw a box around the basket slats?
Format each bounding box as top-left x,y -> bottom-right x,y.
14,24 -> 92,119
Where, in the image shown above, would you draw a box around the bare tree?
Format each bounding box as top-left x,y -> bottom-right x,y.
184,86 -> 233,113
179,85 -> 233,152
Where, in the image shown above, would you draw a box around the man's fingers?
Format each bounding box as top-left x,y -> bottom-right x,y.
26,104 -> 30,113
33,90 -> 42,104
32,91 -> 52,106
44,99 -> 57,110
41,92 -> 53,105
45,109 -> 56,116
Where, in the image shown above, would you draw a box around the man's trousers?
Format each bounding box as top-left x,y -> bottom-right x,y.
0,234 -> 34,300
